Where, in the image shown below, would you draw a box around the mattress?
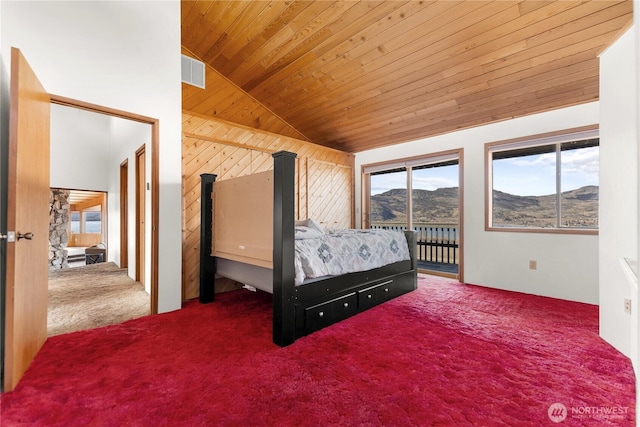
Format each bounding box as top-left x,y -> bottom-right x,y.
216,228 -> 411,291
294,228 -> 410,285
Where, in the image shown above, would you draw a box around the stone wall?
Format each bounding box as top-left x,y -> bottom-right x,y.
49,188 -> 70,270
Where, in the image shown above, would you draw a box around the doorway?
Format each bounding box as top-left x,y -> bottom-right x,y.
49,95 -> 159,315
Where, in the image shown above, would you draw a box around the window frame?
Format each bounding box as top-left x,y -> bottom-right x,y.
484,125 -> 599,235
361,148 -> 465,283
362,149 -> 463,231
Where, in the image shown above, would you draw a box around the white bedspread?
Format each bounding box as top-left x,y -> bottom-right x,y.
294,228 -> 410,285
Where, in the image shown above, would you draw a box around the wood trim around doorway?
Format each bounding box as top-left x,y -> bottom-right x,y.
49,94 -> 159,315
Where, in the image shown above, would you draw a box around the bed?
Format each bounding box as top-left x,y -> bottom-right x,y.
199,151 -> 417,346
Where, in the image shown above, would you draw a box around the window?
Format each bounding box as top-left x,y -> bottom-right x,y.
69,206 -> 102,234
366,156 -> 460,230
83,209 -> 102,234
487,128 -> 599,233
70,211 -> 80,233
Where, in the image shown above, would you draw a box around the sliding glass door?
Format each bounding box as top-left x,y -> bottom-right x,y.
364,151 -> 462,278
411,161 -> 459,275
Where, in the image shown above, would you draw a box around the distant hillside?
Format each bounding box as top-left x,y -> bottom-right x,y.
370,186 -> 598,227
73,212 -> 101,221
370,187 -> 459,224
493,185 -> 598,227
84,212 -> 101,221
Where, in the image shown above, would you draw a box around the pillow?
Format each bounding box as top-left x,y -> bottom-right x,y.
294,226 -> 324,240
295,218 -> 325,234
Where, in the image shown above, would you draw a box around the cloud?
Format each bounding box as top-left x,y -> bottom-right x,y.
412,176 -> 457,191
493,146 -> 599,195
369,165 -> 459,194
511,152 -> 555,170
370,172 -> 406,195
561,146 -> 599,177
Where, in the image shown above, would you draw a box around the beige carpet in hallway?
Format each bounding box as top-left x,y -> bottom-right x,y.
48,262 -> 150,336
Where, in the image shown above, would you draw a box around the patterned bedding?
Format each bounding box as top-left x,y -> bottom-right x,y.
294,228 -> 410,285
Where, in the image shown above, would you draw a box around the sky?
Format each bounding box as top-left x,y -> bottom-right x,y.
493,146 -> 599,196
370,146 -> 599,197
370,164 -> 459,195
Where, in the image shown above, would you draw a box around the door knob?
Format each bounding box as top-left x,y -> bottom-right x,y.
17,232 -> 34,240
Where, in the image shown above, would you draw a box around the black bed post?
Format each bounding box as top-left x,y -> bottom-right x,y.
200,173 -> 217,303
272,151 -> 297,346
405,230 -> 418,289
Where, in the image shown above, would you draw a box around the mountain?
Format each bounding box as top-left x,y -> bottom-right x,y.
370,187 -> 459,223
492,185 -> 598,227
84,212 -> 101,221
370,186 -> 598,227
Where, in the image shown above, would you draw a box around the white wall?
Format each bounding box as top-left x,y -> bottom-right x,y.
0,0 -> 7,378
0,1 -> 182,312
636,9 -> 640,426
50,104 -> 111,191
355,103 -> 600,304
603,8 -> 640,424
599,26 -> 638,360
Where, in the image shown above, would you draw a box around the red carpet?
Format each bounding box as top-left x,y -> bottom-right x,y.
0,275 -> 635,426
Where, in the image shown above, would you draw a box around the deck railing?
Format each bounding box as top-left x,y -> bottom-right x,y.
371,222 -> 459,266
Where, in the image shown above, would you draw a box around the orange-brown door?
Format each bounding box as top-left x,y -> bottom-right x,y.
120,159 -> 128,269
3,48 -> 50,391
135,146 -> 146,286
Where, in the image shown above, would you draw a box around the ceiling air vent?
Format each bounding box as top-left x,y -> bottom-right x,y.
181,54 -> 205,89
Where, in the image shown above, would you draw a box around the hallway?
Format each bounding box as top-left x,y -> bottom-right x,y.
48,262 -> 149,336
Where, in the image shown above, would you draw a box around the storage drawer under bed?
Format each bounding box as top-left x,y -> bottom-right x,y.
304,292 -> 358,333
357,278 -> 400,310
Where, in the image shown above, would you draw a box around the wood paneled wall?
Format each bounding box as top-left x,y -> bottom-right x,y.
182,111 -> 354,300
68,233 -> 102,248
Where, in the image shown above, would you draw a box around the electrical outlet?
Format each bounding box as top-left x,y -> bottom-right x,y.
624,298 -> 632,314
529,260 -> 537,270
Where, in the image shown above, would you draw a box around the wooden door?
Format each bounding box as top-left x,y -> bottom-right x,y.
3,48 -> 50,391
135,146 -> 146,286
120,159 -> 128,269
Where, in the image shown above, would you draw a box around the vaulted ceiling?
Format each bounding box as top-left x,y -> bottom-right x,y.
181,1 -> 633,153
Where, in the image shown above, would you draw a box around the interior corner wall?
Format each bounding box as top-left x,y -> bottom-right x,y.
355,103 -> 600,305
0,1 -> 182,313
599,26 -> 638,360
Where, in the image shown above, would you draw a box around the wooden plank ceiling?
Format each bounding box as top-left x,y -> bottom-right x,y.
182,0 -> 633,153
